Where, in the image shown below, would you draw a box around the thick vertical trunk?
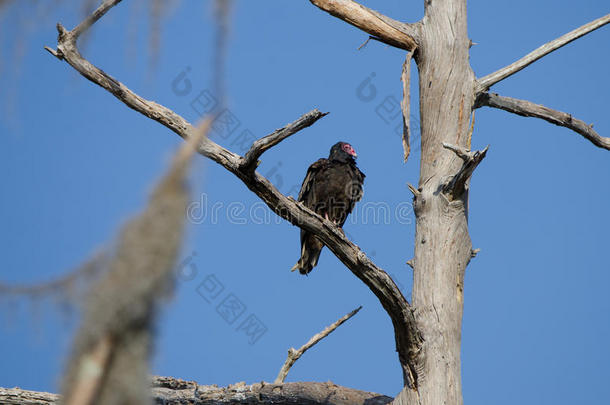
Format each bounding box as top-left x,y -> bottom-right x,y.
396,1 -> 475,404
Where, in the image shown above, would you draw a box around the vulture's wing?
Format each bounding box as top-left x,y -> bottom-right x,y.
297,158 -> 328,204
347,166 -> 366,212
329,166 -> 365,228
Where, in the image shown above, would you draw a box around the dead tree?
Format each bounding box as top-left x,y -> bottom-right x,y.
42,1 -> 609,404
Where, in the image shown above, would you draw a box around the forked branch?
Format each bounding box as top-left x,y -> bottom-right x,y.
442,143 -> 489,200
309,0 -> 420,51
476,92 -> 610,151
476,14 -> 610,93
242,109 -> 328,172
45,0 -> 422,389
275,306 -> 362,384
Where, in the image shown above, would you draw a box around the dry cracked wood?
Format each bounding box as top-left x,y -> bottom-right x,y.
0,376 -> 393,405
275,306 -> 362,384
309,0 -> 420,51
476,92 -> 610,151
476,14 -> 610,93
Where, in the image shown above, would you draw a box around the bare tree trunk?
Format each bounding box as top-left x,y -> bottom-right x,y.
395,1 -> 475,404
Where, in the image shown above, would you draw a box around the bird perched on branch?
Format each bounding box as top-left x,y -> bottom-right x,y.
291,142 -> 365,275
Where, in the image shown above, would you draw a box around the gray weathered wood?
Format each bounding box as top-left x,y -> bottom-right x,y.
241,109 -> 328,172
392,1 -> 477,403
400,53 -> 413,162
0,377 -> 392,405
308,0 -> 420,51
275,306 -> 362,384
476,92 -> 610,151
476,14 -> 610,93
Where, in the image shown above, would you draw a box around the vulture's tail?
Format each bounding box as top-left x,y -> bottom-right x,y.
291,231 -> 324,275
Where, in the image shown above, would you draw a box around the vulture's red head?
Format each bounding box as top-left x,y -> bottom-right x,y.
330,142 -> 357,162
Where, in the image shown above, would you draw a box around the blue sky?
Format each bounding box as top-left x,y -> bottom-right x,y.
1,0 -> 609,403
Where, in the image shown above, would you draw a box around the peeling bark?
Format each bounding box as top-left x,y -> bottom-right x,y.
394,1 -> 477,403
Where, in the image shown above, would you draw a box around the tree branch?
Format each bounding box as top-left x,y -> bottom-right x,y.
45,0 -> 423,389
0,376 -> 393,405
309,0 -> 420,51
275,306 -> 362,384
72,0 -> 123,39
476,14 -> 610,93
241,109 -> 329,173
442,143 -> 489,200
476,92 -> 610,151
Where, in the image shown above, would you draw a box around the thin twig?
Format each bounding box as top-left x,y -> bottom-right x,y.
357,36 -> 372,50
476,92 -> 610,151
72,0 -> 123,39
476,14 -> 610,93
441,142 -> 471,161
241,109 -> 328,172
275,306 -> 362,383
407,183 -> 420,197
357,35 -> 388,50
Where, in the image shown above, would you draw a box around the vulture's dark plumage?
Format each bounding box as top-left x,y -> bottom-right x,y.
291,142 -> 365,275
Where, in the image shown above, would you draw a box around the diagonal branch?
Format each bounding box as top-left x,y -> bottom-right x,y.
442,143 -> 489,200
275,306 -> 362,384
476,92 -> 610,151
476,14 -> 610,93
45,0 -> 423,389
241,109 -> 329,173
72,0 -> 123,39
309,0 -> 420,51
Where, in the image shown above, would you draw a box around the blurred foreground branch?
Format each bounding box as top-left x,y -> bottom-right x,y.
60,121 -> 207,405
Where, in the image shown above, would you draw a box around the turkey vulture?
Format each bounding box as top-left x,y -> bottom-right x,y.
291,142 -> 365,275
